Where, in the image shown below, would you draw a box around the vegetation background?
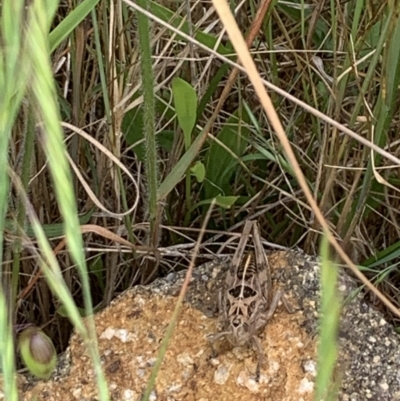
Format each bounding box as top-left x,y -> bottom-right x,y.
1,0 -> 400,399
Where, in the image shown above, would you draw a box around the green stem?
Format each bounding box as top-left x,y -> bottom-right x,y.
137,0 -> 159,245
11,103 -> 35,310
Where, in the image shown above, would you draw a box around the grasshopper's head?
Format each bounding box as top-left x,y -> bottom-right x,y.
224,277 -> 262,345
226,309 -> 254,346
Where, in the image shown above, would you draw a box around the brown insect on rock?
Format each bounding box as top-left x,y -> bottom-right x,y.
209,220 -> 293,380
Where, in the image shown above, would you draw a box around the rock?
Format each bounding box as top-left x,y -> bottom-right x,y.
16,250 -> 400,400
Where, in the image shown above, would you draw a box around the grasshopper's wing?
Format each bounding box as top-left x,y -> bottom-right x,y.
230,220 -> 254,277
252,221 -> 272,303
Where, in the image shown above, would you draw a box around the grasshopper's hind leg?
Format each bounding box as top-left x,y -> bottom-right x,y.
252,335 -> 263,382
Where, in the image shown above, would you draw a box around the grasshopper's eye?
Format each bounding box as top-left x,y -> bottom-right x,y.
243,286 -> 257,298
228,287 -> 240,298
229,285 -> 257,299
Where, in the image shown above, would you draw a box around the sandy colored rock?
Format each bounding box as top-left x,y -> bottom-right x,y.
10,250 -> 400,400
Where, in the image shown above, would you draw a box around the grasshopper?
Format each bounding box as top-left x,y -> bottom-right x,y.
210,220 -> 291,379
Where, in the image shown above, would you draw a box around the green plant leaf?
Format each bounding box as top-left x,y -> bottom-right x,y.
204,108 -> 250,198
172,77 -> 197,149
88,256 -> 105,293
215,195 -> 238,209
190,161 -> 205,183
363,239 -> 400,268
49,0 -> 101,53
189,194 -> 238,212
157,129 -> 208,201
122,107 -> 145,160
123,103 -> 175,161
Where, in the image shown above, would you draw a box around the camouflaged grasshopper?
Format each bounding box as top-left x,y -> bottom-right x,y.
210,220 -> 291,379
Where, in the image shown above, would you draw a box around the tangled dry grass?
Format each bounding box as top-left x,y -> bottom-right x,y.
4,0 -> 400,358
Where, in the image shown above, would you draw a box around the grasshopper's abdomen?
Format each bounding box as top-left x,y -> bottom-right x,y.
236,252 -> 257,279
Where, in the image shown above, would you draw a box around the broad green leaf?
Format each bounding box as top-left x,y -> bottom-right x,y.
190,161 -> 205,183
204,108 -> 250,198
172,77 -> 197,148
189,194 -> 238,211
215,195 -> 238,209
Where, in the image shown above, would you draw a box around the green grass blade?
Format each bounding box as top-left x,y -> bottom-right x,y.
141,201 -> 215,401
24,3 -> 109,399
49,0 -> 101,53
0,290 -> 18,401
136,0 -> 159,243
148,1 -> 231,55
363,239 -> 400,268
157,129 -> 208,201
0,0 -> 29,321
315,235 -> 341,401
